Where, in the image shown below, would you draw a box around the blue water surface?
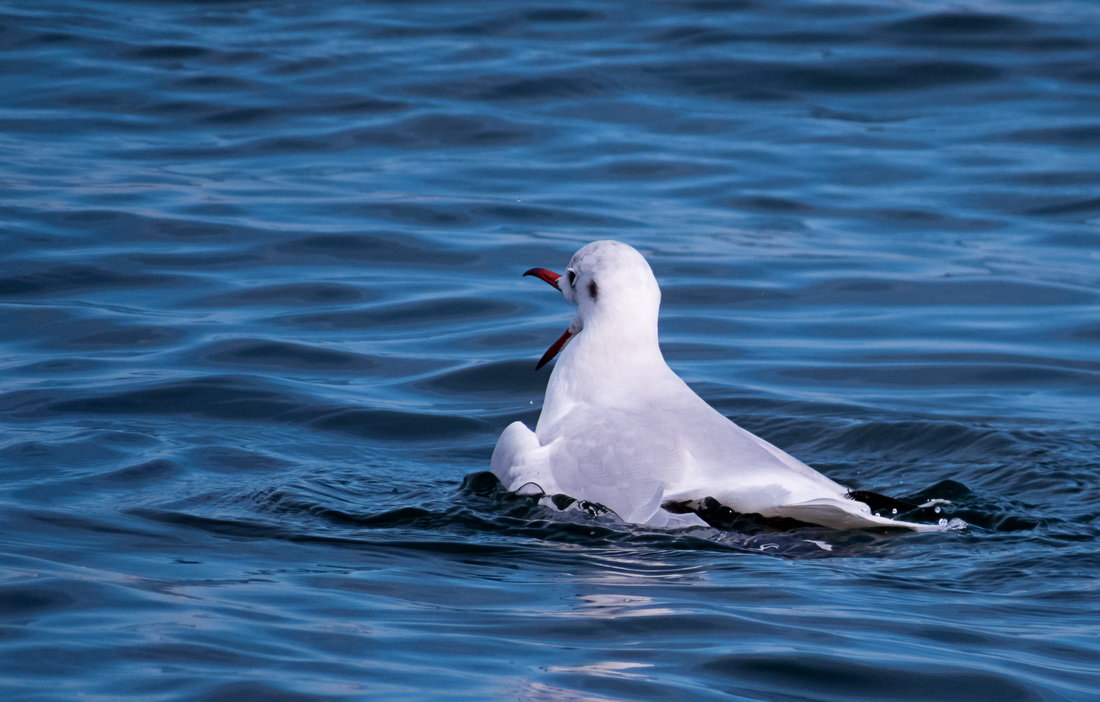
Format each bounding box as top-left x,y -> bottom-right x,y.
1,0 -> 1098,699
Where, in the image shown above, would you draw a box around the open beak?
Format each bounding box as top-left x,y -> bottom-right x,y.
534,328 -> 573,371
523,267 -> 573,370
523,268 -> 562,289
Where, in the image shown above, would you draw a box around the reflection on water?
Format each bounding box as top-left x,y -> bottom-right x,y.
566,593 -> 680,620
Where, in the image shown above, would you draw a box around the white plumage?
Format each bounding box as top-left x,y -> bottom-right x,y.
492,240 -> 948,532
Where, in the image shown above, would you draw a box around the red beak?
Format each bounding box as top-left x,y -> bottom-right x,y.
535,328 -> 573,371
523,268 -> 562,288
523,267 -> 572,370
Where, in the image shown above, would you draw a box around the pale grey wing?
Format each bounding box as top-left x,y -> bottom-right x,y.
651,385 -> 858,514
768,498 -> 949,531
539,402 -> 695,524
491,421 -> 559,495
658,389 -> 955,530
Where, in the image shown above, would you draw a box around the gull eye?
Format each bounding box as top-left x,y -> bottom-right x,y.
567,269 -> 577,287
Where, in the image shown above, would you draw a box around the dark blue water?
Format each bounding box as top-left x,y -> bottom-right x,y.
2,0 -> 1099,698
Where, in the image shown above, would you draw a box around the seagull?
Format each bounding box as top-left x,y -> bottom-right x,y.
491,240 -> 951,532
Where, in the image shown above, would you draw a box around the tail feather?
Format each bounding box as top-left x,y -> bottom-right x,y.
771,498 -> 944,532
845,489 -> 919,515
663,495 -> 953,532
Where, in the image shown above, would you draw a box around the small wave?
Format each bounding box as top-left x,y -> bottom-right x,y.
646,57 -> 1002,99
193,282 -> 369,308
268,232 -> 480,266
0,264 -> 188,298
196,338 -> 385,373
27,375 -> 486,443
271,297 -> 521,333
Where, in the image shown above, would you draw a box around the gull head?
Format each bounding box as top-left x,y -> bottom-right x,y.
524,241 -> 662,370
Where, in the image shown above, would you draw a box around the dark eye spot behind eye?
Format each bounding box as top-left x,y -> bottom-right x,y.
568,270 -> 576,286
588,279 -> 598,300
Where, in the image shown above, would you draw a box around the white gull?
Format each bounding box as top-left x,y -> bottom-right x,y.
491,240 -> 951,532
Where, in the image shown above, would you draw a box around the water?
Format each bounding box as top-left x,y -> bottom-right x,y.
1,0 -> 1098,698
